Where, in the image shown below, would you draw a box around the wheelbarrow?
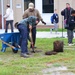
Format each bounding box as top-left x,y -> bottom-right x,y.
0,32 -> 20,53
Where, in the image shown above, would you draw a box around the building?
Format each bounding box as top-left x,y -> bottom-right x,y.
0,0 -> 75,29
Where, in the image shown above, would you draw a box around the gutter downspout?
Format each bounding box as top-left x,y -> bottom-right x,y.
1,0 -> 4,29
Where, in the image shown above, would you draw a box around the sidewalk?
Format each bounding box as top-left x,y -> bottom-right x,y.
0,29 -> 75,38
36,32 -> 67,38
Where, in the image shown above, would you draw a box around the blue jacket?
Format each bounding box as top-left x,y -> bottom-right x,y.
52,13 -> 59,23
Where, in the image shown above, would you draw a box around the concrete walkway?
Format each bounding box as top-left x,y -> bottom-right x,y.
36,32 -> 67,38
0,29 -> 75,38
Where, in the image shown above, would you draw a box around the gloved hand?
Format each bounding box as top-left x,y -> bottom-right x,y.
41,20 -> 46,25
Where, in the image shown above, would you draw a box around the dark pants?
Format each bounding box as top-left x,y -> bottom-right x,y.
28,27 -> 36,46
17,24 -> 28,53
5,20 -> 14,33
32,27 -> 36,45
67,29 -> 73,44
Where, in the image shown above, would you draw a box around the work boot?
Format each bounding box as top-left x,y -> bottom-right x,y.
20,53 -> 29,58
31,50 -> 35,53
26,52 -> 31,55
34,46 -> 37,48
31,48 -> 35,53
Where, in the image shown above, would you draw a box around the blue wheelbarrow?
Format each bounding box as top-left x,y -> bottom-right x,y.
0,32 -> 20,53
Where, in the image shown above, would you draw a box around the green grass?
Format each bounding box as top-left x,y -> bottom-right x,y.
0,38 -> 75,75
37,28 -> 67,32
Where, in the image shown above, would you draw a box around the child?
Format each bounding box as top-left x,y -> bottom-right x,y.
51,9 -> 59,33
68,10 -> 75,46
14,16 -> 39,58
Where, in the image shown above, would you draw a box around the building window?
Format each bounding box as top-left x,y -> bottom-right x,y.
24,0 -> 35,10
42,0 -> 54,13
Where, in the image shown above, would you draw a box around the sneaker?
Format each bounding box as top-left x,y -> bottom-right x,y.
5,31 -> 7,33
20,53 -> 29,58
68,43 -> 74,46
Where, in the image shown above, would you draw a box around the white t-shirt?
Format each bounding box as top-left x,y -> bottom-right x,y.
4,8 -> 14,21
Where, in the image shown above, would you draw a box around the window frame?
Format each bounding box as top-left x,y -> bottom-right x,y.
42,0 -> 54,13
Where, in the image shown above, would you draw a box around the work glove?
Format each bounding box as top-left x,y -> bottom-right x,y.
41,20 -> 46,25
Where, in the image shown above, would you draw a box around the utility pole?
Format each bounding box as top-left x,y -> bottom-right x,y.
10,0 -> 13,9
1,0 -> 4,29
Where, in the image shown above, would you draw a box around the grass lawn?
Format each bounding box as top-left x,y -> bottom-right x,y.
37,28 -> 67,32
0,38 -> 75,75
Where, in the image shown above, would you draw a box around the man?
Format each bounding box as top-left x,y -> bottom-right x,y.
14,16 -> 39,58
4,4 -> 14,33
23,2 -> 46,48
61,3 -> 74,46
68,10 -> 75,46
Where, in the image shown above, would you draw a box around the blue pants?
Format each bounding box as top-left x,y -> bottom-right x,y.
32,27 -> 36,45
17,24 -> 28,53
54,22 -> 58,32
5,20 -> 13,33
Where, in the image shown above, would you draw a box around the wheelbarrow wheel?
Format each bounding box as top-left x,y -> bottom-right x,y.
12,49 -> 18,53
12,43 -> 18,53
